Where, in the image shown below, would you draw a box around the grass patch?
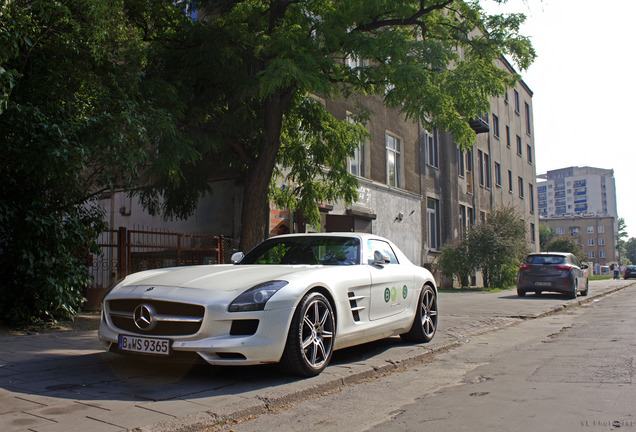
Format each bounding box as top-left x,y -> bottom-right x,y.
440,286 -> 515,294
589,275 -> 611,281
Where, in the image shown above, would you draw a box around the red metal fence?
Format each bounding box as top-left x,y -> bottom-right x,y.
86,227 -> 234,308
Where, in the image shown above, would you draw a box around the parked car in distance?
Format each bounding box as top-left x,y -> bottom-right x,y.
98,233 -> 438,377
516,252 -> 589,299
624,265 -> 636,280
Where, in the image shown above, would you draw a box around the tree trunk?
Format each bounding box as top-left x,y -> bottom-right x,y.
238,91 -> 292,252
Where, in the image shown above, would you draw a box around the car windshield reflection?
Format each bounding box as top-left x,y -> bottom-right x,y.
239,236 -> 361,265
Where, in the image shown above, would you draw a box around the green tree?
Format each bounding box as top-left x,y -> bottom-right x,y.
0,0 -> 174,324
543,236 -> 585,262
439,207 -> 529,288
137,0 -> 535,250
624,237 -> 636,265
539,224 -> 556,251
616,217 -> 628,264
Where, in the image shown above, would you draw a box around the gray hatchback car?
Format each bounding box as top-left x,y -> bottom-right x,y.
516,252 -> 589,299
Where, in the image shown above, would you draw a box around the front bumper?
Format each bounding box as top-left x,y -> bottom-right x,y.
98,306 -> 294,366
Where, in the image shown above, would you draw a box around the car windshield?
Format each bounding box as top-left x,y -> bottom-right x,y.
239,236 -> 361,265
526,255 -> 566,265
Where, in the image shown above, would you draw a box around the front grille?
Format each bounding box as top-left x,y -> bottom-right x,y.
107,299 -> 205,336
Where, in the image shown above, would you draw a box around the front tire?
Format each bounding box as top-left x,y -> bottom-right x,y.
280,292 -> 335,377
400,285 -> 438,343
581,278 -> 589,296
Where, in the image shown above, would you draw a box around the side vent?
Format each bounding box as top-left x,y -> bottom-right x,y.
347,292 -> 366,322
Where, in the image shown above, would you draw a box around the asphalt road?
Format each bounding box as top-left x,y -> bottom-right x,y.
225,282 -> 636,432
1,279 -> 633,432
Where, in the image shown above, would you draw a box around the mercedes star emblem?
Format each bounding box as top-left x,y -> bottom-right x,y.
133,303 -> 157,331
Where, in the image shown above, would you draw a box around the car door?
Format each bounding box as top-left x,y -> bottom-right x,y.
366,239 -> 415,321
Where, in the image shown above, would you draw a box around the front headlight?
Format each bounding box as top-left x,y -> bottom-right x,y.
228,280 -> 289,312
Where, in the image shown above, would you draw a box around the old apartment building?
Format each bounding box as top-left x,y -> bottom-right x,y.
97,57 -> 539,288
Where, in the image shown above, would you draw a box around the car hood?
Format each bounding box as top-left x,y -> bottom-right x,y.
109,264 -> 323,298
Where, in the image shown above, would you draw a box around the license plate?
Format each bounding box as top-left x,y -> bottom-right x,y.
118,334 -> 171,356
534,281 -> 552,287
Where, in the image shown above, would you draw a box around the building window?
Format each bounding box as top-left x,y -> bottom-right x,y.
492,114 -> 500,138
527,144 -> 533,164
484,152 -> 491,189
494,162 -> 501,187
525,102 -> 531,135
587,226 -> 594,234
427,198 -> 440,251
588,238 -> 595,246
514,89 -> 520,114
457,147 -> 465,178
347,114 -> 365,177
599,238 -> 605,246
529,183 -> 534,212
506,126 -> 511,148
516,135 -> 522,156
600,250 -> 606,259
518,177 -> 524,198
556,227 -> 565,235
508,170 -> 513,193
426,130 -> 438,168
588,251 -> 595,259
466,148 -> 474,195
530,223 -> 536,243
477,150 -> 491,189
598,226 -> 605,234
386,133 -> 401,187
459,205 -> 467,238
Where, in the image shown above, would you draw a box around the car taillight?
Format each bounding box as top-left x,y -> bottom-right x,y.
555,265 -> 573,271
519,263 -> 531,270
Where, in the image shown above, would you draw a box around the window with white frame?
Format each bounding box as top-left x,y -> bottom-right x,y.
588,238 -> 595,246
427,197 -> 440,251
426,130 -> 438,168
556,226 -> 565,235
386,133 -> 401,187
598,226 -> 605,233
457,146 -> 465,177
600,250 -> 606,258
346,113 -> 365,177
494,162 -> 501,186
588,251 -> 595,259
492,114 -> 500,138
587,226 -> 594,234
599,238 -> 605,246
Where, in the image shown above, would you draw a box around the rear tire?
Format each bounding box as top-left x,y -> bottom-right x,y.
517,289 -> 526,297
581,278 -> 589,296
279,292 -> 335,377
567,280 -> 578,299
400,285 -> 438,343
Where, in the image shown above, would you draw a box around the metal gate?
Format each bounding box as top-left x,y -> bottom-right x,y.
86,227 -> 233,308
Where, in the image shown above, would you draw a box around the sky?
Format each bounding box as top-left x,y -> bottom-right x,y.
481,0 -> 636,239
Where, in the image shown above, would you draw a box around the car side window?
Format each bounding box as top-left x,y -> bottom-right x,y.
366,240 -> 398,264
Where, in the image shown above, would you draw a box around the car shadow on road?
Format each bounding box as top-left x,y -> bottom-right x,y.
1,335 -> 411,404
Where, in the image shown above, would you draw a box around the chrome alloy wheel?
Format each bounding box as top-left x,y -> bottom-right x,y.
300,297 -> 334,369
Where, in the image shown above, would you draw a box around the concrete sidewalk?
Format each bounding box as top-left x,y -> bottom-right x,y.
1,280 -> 633,432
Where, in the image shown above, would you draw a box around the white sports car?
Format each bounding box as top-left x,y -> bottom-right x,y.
98,233 -> 438,377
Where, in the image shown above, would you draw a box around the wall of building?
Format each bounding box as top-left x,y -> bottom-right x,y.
542,215 -> 617,273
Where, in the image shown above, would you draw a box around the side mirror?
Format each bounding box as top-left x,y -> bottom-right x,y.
373,250 -> 391,266
581,264 -> 589,269
231,252 -> 244,264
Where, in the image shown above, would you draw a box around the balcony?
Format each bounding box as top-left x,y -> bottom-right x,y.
468,113 -> 489,134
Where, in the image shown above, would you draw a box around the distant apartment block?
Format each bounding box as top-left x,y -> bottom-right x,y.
537,166 -> 617,220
